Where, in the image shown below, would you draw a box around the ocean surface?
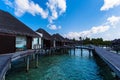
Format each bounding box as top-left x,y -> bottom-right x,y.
6,49 -> 114,80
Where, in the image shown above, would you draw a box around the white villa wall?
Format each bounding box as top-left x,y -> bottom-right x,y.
32,32 -> 43,49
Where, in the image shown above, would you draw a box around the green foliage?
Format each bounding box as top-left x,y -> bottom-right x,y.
83,37 -> 91,45
82,37 -> 111,46
72,38 -> 76,42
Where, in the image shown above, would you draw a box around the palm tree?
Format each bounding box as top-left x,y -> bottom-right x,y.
79,37 -> 82,46
79,37 -> 82,41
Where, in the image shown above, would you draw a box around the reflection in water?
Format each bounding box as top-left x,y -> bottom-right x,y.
6,49 -> 113,80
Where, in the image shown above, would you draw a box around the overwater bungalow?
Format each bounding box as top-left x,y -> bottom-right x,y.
52,33 -> 65,48
0,10 -> 38,54
112,39 -> 120,52
64,38 -> 74,46
36,28 -> 52,49
112,39 -> 120,45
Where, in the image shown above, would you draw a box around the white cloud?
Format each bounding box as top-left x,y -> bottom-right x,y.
4,0 -> 48,18
90,26 -> 110,34
101,0 -> 120,11
3,0 -> 66,30
47,24 -> 61,30
64,25 -> 110,40
4,0 -> 13,8
46,0 -> 66,23
64,15 -> 120,40
107,16 -> 120,26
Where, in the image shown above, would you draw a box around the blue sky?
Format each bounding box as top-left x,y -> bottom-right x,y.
0,0 -> 120,40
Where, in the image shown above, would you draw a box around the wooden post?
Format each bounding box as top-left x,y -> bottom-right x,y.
74,48 -> 75,54
89,50 -> 91,57
53,40 -> 56,48
32,54 -> 35,60
81,48 -> 83,56
35,54 -> 38,68
50,49 -> 52,55
116,50 -> 118,54
2,75 -> 5,80
50,49 -> 51,55
24,57 -> 26,63
111,71 -> 120,80
61,48 -> 63,54
115,75 -> 120,80
70,48 -> 71,54
26,56 -> 29,72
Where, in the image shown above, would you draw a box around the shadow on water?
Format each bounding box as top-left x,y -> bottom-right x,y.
92,51 -> 115,80
6,48 -> 114,80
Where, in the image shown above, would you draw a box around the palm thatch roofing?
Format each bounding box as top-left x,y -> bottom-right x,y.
52,33 -> 65,42
0,10 -> 38,37
112,39 -> 120,46
64,38 -> 73,43
36,28 -> 52,40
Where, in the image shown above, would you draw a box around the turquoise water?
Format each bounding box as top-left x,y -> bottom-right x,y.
6,49 -> 113,80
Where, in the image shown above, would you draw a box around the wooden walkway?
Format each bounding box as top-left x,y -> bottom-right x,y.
0,54 -> 12,80
12,50 -> 34,61
2,45 -> 120,79
93,46 -> 120,78
75,46 -> 94,50
0,49 -> 37,80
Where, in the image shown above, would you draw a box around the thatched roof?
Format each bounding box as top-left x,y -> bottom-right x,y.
36,28 -> 52,40
0,10 -> 38,37
64,38 -> 73,43
52,33 -> 65,42
112,39 -> 120,45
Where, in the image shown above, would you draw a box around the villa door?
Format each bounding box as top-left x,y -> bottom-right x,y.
0,33 -> 15,54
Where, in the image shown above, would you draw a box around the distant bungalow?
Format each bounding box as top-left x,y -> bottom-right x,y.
64,38 -> 73,46
112,39 -> 120,52
0,10 -> 38,54
112,39 -> 120,45
36,28 -> 52,49
52,33 -> 65,48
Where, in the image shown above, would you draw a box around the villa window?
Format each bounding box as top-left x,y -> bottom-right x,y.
16,36 -> 27,51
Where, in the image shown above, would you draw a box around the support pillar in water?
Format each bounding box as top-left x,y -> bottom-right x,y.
81,48 -> 83,56
116,50 -> 118,54
89,50 -> 91,57
110,70 -> 120,79
35,54 -> 39,68
74,48 -> 75,54
26,56 -> 29,72
70,48 -> 71,54
2,75 -> 5,80
32,54 -> 35,60
115,75 -> 120,80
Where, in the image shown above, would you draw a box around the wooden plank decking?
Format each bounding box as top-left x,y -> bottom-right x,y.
75,46 -> 94,50
0,54 -> 12,80
94,46 -> 120,78
12,49 -> 35,61
0,49 -> 35,80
